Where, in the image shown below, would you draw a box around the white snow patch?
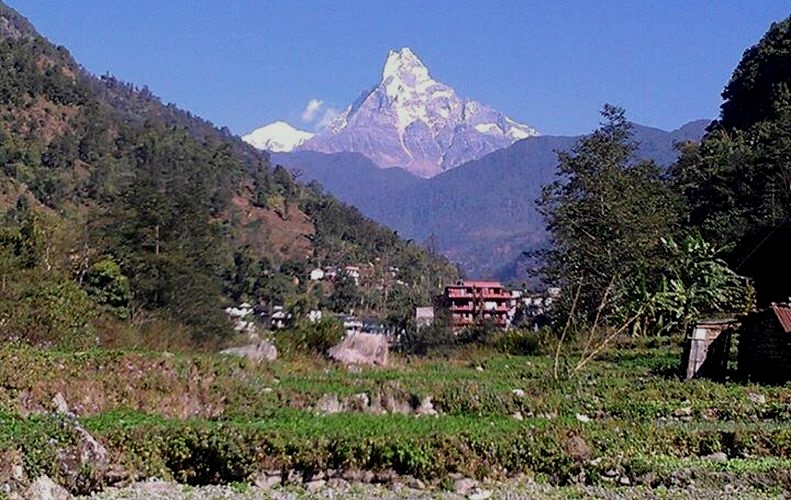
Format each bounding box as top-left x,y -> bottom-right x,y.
242,121 -> 314,152
474,123 -> 503,134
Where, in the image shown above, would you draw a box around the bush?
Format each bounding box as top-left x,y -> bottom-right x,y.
398,323 -> 458,356
495,329 -> 541,356
3,274 -> 96,349
275,318 -> 344,355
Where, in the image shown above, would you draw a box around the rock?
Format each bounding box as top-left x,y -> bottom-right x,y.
57,423 -> 109,493
304,479 -> 326,492
328,333 -> 389,367
673,406 -> 693,418
219,341 -> 277,362
315,394 -> 342,414
415,396 -> 437,416
285,470 -> 303,485
406,476 -> 425,489
326,478 -> 349,489
618,476 -> 631,485
344,393 -> 370,412
475,366 -> 484,372
27,476 -> 72,500
74,425 -> 108,467
748,392 -> 766,405
453,477 -> 478,495
470,490 -> 493,500
52,393 -> 69,414
512,389 -> 525,398
702,451 -> 728,461
511,411 -> 524,421
253,473 -> 281,490
0,449 -> 27,486
564,434 -> 591,462
575,413 -> 591,423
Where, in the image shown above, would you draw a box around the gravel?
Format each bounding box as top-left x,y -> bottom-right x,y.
84,478 -> 783,500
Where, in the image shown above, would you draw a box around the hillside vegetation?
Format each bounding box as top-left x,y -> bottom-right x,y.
0,3 -> 455,350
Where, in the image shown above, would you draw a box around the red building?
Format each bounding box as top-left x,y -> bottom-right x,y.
445,280 -> 511,329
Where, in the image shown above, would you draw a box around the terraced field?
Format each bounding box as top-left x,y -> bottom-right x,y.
1,340 -> 791,497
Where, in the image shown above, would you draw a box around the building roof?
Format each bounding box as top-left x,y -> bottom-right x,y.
447,280 -> 504,289
772,303 -> 791,333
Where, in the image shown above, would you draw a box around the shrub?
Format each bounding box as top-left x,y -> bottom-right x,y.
398,323 -> 458,356
496,329 -> 541,356
275,318 -> 344,355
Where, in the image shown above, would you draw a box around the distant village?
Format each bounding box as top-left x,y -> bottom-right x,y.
226,260 -> 560,339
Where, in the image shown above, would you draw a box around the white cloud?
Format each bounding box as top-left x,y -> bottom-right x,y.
316,107 -> 340,130
301,98 -> 324,122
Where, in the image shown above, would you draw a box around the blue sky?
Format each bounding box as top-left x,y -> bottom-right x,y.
12,1 -> 790,136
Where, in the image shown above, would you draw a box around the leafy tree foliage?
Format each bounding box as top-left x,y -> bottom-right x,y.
719,16 -> 791,132
671,16 -> 791,304
638,235 -> 754,336
537,105 -> 682,326
83,258 -> 132,319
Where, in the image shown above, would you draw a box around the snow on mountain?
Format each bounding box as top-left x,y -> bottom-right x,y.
299,47 -> 539,177
242,121 -> 314,152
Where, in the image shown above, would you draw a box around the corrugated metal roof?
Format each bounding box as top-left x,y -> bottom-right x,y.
771,304 -> 791,333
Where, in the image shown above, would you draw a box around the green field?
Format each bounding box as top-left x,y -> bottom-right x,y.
2,340 -> 791,495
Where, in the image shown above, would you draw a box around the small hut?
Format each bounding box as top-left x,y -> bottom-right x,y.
738,303 -> 791,384
681,319 -> 738,380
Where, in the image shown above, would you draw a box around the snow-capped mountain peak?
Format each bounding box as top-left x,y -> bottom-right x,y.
242,121 -> 314,153
247,48 -> 539,177
382,47 -> 431,91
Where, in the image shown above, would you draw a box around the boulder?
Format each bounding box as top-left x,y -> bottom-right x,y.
415,396 -> 437,416
219,341 -> 277,363
315,394 -> 342,414
52,393 -> 69,414
57,423 -> 109,494
564,434 -> 591,462
453,477 -> 478,495
328,333 -> 388,367
27,476 -> 73,500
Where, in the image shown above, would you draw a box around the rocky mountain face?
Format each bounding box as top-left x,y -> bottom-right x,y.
248,48 -> 538,177
275,120 -> 710,281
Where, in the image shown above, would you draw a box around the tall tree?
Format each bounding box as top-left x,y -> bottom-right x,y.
537,105 -> 682,325
671,16 -> 791,303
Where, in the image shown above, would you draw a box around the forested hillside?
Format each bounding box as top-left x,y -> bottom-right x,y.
0,2 -> 455,349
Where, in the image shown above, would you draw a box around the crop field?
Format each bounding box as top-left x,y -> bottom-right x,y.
2,339 -> 791,496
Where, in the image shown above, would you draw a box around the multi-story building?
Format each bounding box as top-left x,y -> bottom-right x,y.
444,280 -> 511,329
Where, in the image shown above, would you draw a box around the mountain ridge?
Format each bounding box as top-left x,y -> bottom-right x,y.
275,119 -> 710,281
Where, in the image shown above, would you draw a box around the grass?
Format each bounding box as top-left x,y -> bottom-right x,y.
1,339 -> 791,493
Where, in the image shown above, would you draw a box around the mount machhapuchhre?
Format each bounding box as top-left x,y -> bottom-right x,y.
246,47 -> 708,281
245,47 -> 538,178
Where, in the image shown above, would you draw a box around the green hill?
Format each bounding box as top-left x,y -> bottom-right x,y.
0,2 -> 455,349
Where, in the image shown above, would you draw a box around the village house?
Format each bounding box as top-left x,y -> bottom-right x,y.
321,266 -> 337,281
444,280 -> 511,330
738,303 -> 791,384
415,306 -> 434,329
344,266 -> 361,285
308,268 -> 325,281
680,319 -> 738,380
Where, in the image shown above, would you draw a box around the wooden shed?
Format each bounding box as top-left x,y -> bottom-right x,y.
738,304 -> 791,384
681,319 -> 738,380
